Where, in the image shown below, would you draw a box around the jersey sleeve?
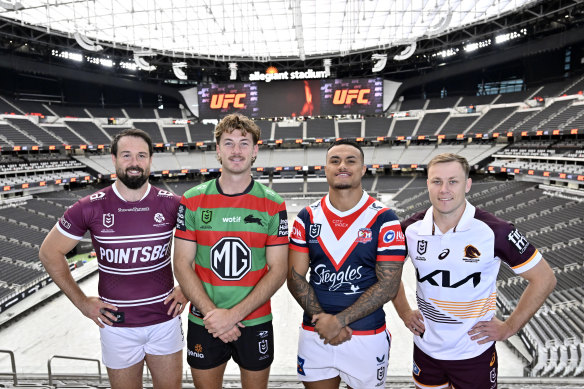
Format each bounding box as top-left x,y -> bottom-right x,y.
376,209 -> 406,262
289,208 -> 309,253
496,223 -> 542,274
267,200 -> 289,246
174,194 -> 198,242
56,199 -> 90,240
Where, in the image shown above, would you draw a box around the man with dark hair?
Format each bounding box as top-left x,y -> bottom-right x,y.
393,153 -> 556,389
173,113 -> 289,389
40,128 -> 187,389
288,139 -> 406,388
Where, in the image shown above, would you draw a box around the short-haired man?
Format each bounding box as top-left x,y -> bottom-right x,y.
173,113 -> 289,389
393,153 -> 556,389
40,129 -> 187,389
288,139 -> 406,388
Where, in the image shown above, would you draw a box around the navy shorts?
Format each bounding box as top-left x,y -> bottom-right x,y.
412,343 -> 498,389
186,320 -> 274,371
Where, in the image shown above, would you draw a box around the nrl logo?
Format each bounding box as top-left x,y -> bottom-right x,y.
258,339 -> 269,355
309,224 -> 321,239
417,240 -> 427,255
202,210 -> 212,224
103,213 -> 114,228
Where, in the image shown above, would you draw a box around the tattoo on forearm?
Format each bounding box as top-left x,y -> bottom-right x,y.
336,261 -> 403,327
289,267 -> 323,316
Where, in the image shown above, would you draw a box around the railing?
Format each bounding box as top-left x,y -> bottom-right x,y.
0,349 -> 17,385
47,355 -> 102,386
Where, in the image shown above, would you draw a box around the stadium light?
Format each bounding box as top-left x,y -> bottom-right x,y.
464,43 -> 479,52
495,29 -> 527,44
52,49 -> 82,62
432,48 -> 458,58
464,39 -> 491,52
120,61 -> 137,71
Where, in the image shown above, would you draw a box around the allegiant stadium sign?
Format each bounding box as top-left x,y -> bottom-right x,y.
249,69 -> 330,82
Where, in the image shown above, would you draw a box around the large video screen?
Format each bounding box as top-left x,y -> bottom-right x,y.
196,77 -> 383,119
197,82 -> 259,119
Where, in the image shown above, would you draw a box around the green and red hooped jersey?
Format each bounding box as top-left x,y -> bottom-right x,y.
175,178 -> 289,326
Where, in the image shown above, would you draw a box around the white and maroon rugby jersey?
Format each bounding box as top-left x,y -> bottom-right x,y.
402,200 -> 542,360
57,184 -> 180,327
290,191 -> 406,332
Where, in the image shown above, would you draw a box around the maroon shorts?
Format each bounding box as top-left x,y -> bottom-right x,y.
412,343 -> 498,389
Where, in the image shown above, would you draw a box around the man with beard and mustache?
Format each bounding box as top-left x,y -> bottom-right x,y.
40,129 -> 188,389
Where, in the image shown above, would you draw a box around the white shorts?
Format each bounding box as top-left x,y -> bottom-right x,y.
297,326 -> 391,389
99,316 -> 184,369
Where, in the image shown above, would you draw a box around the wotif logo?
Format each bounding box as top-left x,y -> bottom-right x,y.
332,89 -> 370,105
210,93 -> 246,109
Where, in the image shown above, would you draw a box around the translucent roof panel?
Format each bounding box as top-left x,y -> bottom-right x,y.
0,0 -> 538,60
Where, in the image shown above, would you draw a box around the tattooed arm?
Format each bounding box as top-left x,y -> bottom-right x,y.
287,248 -> 323,316
287,247 -> 353,345
313,261 -> 404,343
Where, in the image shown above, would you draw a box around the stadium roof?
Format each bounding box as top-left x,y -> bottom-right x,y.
0,0 -> 539,60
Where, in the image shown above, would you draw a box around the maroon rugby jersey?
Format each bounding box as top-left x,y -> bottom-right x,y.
57,184 -> 180,327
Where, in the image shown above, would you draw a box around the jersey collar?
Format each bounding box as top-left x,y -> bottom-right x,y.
112,182 -> 151,202
324,190 -> 368,217
419,200 -> 475,235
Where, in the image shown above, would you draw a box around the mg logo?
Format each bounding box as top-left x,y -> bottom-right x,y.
210,93 -> 246,109
210,237 -> 252,280
332,89 -> 370,105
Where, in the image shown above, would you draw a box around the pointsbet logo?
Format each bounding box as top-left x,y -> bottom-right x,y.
210,93 -> 246,109
332,88 -> 370,105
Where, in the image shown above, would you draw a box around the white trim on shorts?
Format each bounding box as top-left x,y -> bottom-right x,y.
99,316 -> 184,369
297,326 -> 391,389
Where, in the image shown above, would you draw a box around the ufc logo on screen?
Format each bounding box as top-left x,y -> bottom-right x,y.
210,93 -> 246,109
332,89 -> 370,105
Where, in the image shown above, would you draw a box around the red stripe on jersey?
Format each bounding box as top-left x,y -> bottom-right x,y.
378,224 -> 405,249
321,196 -> 377,240
195,230 -> 285,248
174,229 -> 196,241
309,205 -> 382,272
376,254 -> 406,262
183,193 -> 284,215
244,300 -> 271,321
190,300 -> 271,322
289,243 -> 309,253
291,218 -> 305,241
196,264 -> 268,287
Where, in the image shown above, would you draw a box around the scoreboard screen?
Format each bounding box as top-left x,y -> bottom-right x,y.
197,82 -> 258,119
321,78 -> 383,116
196,77 -> 383,119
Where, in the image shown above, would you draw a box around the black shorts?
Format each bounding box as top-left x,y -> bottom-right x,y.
186,320 -> 274,371
412,343 -> 498,389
